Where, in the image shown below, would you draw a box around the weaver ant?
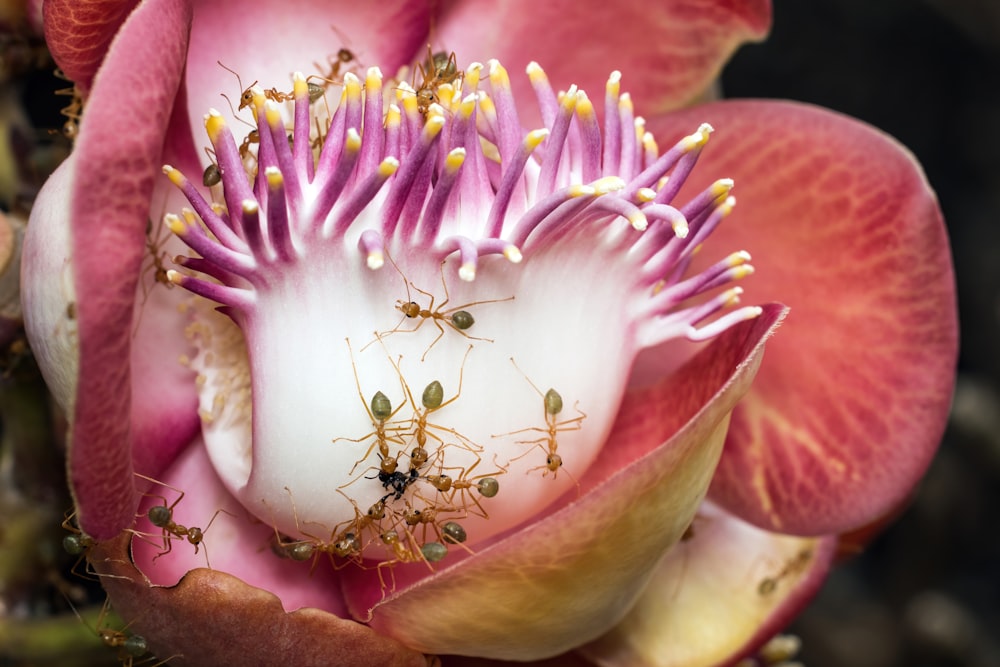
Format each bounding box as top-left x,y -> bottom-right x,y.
134,474 -> 230,567
757,547 -> 815,596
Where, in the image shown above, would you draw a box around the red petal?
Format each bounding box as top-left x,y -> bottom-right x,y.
580,502 -> 836,667
43,0 -> 140,93
66,0 -> 192,539
342,306 -> 786,661
436,0 -> 771,119
649,100 -> 957,535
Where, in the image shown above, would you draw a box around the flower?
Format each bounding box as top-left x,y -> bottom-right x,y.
22,1 -> 956,666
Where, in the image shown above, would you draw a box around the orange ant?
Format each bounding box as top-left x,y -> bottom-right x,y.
334,338 -> 412,475
380,259 -> 514,361
268,487 -> 373,572
134,474 -> 230,567
423,453 -> 505,519
307,47 -> 359,102
216,60 -> 294,112
385,340 -> 481,455
501,359 -> 587,480
375,528 -> 437,593
53,69 -> 83,140
757,547 -> 815,596
141,217 -> 173,295
413,45 -> 463,116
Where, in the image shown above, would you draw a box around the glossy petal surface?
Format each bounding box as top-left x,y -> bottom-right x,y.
647,100 -> 957,535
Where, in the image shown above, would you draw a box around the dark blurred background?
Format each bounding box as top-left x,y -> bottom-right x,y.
722,1 -> 1000,665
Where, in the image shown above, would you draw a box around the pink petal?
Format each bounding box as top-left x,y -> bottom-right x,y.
182,0 -> 429,137
436,0 -> 771,119
89,533 -> 432,667
580,502 -> 836,667
64,0 -> 192,539
343,305 -> 787,661
43,0 -> 140,93
129,437 -> 351,616
647,100 -> 957,535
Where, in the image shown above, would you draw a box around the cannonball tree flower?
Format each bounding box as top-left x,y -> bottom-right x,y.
22,0 -> 957,666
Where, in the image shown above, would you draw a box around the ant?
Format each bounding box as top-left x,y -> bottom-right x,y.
757,547 -> 814,596
307,47 -> 359,102
61,511 -> 98,581
70,597 -> 175,667
334,338 -> 412,475
379,258 -> 514,361
269,488 -> 371,571
53,69 -> 83,141
383,340 -> 482,456
423,453 -> 505,519
217,60 -> 294,112
134,474 -> 230,567
500,359 -> 587,480
412,45 -> 463,116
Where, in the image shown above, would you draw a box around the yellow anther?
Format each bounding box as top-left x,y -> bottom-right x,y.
204,109 -> 227,143
560,85 -> 578,112
576,90 -> 595,119
478,93 -> 497,121
711,179 -> 735,197
525,129 -> 549,150
503,245 -> 523,263
606,70 -> 621,98
732,265 -> 755,280
162,165 -> 185,187
166,270 -> 184,285
464,62 -> 483,90
344,72 -> 362,102
719,195 -> 736,216
378,157 -> 400,177
385,104 -> 401,130
459,263 -> 476,282
251,87 -> 266,109
264,100 -> 282,128
681,123 -> 714,150
445,148 -> 467,171
422,114 -> 445,140
636,187 -> 656,203
643,131 -> 659,156
345,128 -> 362,153
619,92 -> 633,113
592,176 -> 626,194
241,200 -> 259,215
488,60 -> 510,90
367,250 -> 384,270
728,250 -> 752,267
265,167 -> 284,188
672,217 -> 689,239
526,61 -> 547,83
293,71 -> 308,98
365,67 -> 383,93
568,184 -> 596,197
457,94 -> 477,120
180,208 -> 199,225
628,210 -> 648,231
723,287 -> 743,307
164,213 -> 186,235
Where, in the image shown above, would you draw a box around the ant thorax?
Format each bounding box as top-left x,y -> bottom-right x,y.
158,55 -> 760,568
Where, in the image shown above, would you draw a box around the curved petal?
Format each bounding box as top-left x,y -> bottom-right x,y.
129,437 -> 351,616
182,0 -> 429,143
647,100 -> 957,535
436,0 -> 771,119
43,0 -> 139,93
344,305 -> 787,661
65,0 -> 192,539
22,160 -> 79,410
580,502 -> 836,667
88,533 -> 433,667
